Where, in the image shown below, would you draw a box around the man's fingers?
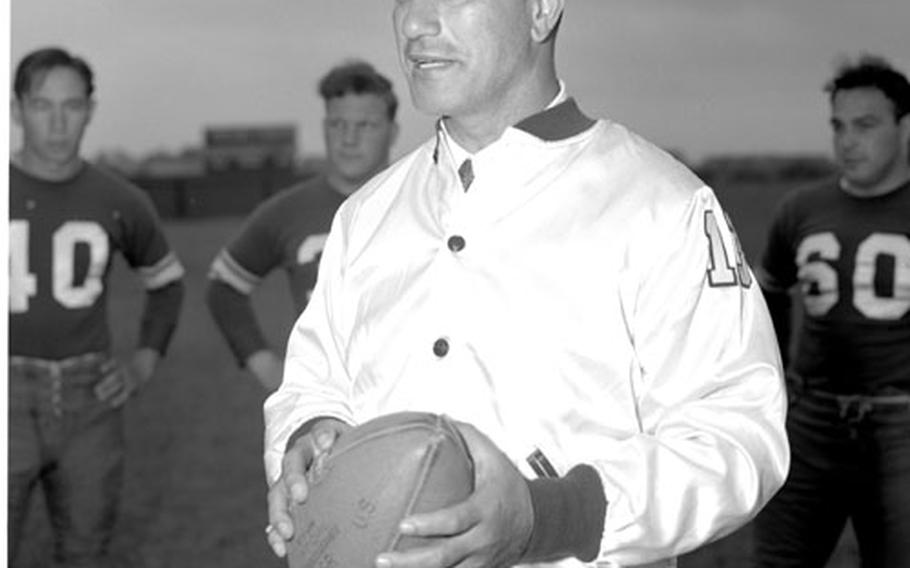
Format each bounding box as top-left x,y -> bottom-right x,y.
107,387 -> 131,408
399,499 -> 479,537
93,372 -> 121,401
377,546 -> 447,568
311,417 -> 349,452
283,435 -> 315,475
264,419 -> 350,559
266,524 -> 288,558
282,439 -> 316,503
266,482 -> 296,541
97,368 -> 141,407
94,370 -> 136,406
377,530 -> 473,568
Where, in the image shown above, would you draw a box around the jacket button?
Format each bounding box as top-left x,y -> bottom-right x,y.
433,338 -> 450,357
447,235 -> 466,252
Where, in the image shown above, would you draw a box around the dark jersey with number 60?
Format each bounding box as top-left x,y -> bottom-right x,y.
9,163 -> 185,359
759,179 -> 910,394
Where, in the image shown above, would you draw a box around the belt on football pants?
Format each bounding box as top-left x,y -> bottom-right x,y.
9,352 -> 115,416
9,352 -> 113,376
787,372 -> 910,423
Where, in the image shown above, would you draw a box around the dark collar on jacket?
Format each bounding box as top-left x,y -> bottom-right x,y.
432,98 -> 596,164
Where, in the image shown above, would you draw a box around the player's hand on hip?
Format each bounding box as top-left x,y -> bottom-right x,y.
94,348 -> 158,407
266,417 -> 350,557
376,421 -> 534,568
245,349 -> 283,392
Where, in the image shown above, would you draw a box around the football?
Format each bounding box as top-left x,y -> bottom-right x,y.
286,411 -> 475,568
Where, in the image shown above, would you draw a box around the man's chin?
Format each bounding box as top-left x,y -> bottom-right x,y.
842,170 -> 889,191
336,165 -> 369,180
409,85 -> 463,118
334,167 -> 379,185
843,174 -> 867,186
31,149 -> 79,169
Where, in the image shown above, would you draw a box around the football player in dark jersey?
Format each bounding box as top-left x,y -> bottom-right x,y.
8,47 -> 185,567
206,61 -> 398,391
754,56 -> 910,567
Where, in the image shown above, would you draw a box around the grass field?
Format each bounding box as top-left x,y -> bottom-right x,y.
16,179 -> 860,567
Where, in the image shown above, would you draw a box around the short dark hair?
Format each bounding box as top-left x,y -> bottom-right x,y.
825,55 -> 910,120
14,46 -> 95,100
318,60 -> 398,121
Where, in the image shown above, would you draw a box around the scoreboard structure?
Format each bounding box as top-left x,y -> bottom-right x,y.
204,125 -> 297,172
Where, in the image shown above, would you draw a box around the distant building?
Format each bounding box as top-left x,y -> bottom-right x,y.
139,148 -> 206,178
89,124 -> 310,219
94,150 -> 142,177
204,125 -> 297,172
696,154 -> 834,184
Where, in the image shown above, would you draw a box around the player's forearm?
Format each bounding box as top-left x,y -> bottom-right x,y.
761,288 -> 793,367
245,349 -> 284,391
139,280 -> 184,355
131,347 -> 160,382
206,280 -> 270,365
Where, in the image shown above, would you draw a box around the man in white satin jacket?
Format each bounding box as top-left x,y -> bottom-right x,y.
263,1 -> 789,567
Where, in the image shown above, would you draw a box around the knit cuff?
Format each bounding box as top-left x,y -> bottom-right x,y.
522,464 -> 607,563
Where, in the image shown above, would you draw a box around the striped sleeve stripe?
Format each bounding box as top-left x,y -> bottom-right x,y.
139,251 -> 185,290
208,250 -> 261,295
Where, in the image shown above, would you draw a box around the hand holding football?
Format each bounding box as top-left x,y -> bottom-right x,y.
286,411 -> 475,568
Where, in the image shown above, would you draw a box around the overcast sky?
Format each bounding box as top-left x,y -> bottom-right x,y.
9,1 -> 910,163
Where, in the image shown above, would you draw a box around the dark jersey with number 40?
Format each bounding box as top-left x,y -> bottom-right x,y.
9,163 -> 184,359
760,179 -> 910,394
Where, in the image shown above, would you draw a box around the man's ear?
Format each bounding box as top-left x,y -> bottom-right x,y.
86,98 -> 97,125
900,113 -> 910,164
390,121 -> 401,147
530,0 -> 565,43
11,97 -> 23,128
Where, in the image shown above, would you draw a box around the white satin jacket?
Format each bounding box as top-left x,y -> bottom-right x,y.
264,98 -> 789,567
